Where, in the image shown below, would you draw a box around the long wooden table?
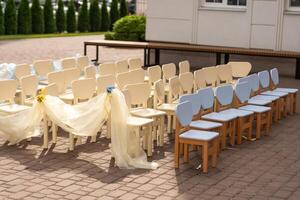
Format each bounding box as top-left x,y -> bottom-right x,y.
84,40 -> 300,79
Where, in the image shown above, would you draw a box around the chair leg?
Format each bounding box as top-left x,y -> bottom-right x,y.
293,93 -> 297,113
180,143 -> 184,155
202,142 -> 209,173
265,111 -> 271,136
248,115 -> 254,140
220,124 -> 227,150
91,135 -> 97,142
175,142 -> 180,168
237,118 -> 242,145
147,125 -> 152,157
43,117 -> 49,149
69,133 -> 74,151
229,120 -> 236,146
106,116 -> 111,139
77,136 -> 82,145
167,116 -> 171,133
184,144 -> 189,163
256,113 -> 262,139
211,138 -> 218,168
159,116 -> 164,146
52,124 -> 57,144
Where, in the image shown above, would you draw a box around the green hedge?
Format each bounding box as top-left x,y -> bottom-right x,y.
56,0 -> 65,33
44,0 -> 56,33
67,0 -> 76,33
89,0 -> 101,32
109,0 -> 119,31
18,0 -> 31,34
78,0 -> 89,32
0,4 -> 4,35
105,15 -> 145,41
31,0 -> 44,34
4,0 -> 17,34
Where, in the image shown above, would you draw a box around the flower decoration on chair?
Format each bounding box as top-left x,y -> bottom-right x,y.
36,88 -> 47,103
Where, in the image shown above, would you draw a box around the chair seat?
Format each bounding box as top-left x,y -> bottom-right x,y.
39,80 -> 49,85
0,103 -> 31,114
220,108 -> 253,117
239,105 -> 271,113
202,112 -> 237,122
261,90 -> 288,97
38,84 -> 46,90
131,108 -> 166,118
24,97 -> 35,106
180,130 -> 219,141
190,120 -> 222,130
127,116 -> 154,126
248,98 -> 271,106
157,103 -> 176,112
274,88 -> 298,94
59,92 -> 74,101
252,94 -> 279,101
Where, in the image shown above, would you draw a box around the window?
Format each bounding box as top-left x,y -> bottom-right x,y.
203,0 -> 247,8
287,0 -> 300,11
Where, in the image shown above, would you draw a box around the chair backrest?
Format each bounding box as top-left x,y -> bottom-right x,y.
84,66 -> 97,79
20,75 -> 38,103
153,79 -> 165,108
194,69 -> 206,90
33,60 -> 53,77
61,57 -> 76,69
125,82 -> 150,107
215,84 -> 234,111
62,67 -> 81,90
216,64 -> 232,84
179,60 -> 190,75
175,101 -> 193,127
116,68 -> 145,90
122,89 -> 131,108
239,74 -> 260,95
228,62 -> 252,78
162,63 -> 176,83
128,58 -> 142,71
115,60 -> 129,74
168,76 -> 182,103
270,68 -> 279,87
77,56 -> 89,72
258,70 -> 270,90
179,72 -> 193,94
202,66 -> 218,86
72,78 -> 96,104
197,87 -> 214,111
179,93 -> 200,116
48,71 -> 65,94
147,65 -> 161,85
97,74 -> 116,94
44,83 -> 59,96
15,64 -> 31,81
99,62 -> 116,76
0,79 -> 18,103
234,81 -> 251,105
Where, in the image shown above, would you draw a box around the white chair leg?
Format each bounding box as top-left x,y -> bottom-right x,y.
91,135 -> 97,142
52,124 -> 57,144
159,116 -> 165,146
147,124 -> 153,157
167,115 -> 171,133
69,133 -> 74,151
43,116 -> 48,149
77,136 -> 82,145
106,115 -> 111,139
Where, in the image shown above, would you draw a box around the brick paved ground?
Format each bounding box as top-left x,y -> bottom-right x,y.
0,36 -> 300,200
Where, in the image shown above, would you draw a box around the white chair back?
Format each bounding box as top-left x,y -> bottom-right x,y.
258,70 -> 270,89
48,71 -> 65,94
228,62 -> 252,78
168,76 -> 182,103
179,72 -> 193,94
61,58 -> 76,69
63,68 -> 81,89
215,85 -> 234,106
197,87 -> 214,110
153,79 -> 165,108
44,83 -> 59,96
0,80 -> 18,103
97,75 -> 116,94
99,62 -> 116,76
216,64 -> 232,84
194,69 -> 206,90
147,65 -> 161,85
125,82 -> 150,106
77,56 -> 89,72
84,66 -> 97,79
116,68 -> 145,90
115,60 -> 129,74
15,64 -> 31,81
179,60 -> 190,75
202,66 -> 218,87
270,68 -> 279,86
72,78 -> 96,103
128,58 -> 142,71
162,63 -> 176,83
20,75 -> 38,104
33,60 -> 53,77
175,101 -> 193,126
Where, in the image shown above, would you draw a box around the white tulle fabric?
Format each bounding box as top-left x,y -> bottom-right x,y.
0,89 -> 158,170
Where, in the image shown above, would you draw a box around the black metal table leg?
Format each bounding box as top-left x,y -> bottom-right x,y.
155,49 -> 160,65
144,48 -> 147,66
224,53 -> 230,64
147,48 -> 151,66
95,45 -> 99,63
84,44 -> 87,56
296,58 -> 300,79
216,53 -> 221,65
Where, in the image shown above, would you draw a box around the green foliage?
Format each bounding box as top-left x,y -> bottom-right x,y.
56,0 -> 65,33
109,0 -> 119,30
78,0 -> 89,32
4,0 -> 17,34
104,31 -> 114,40
0,4 -> 5,35
31,0 -> 44,34
105,15 -> 145,41
119,0 -> 128,18
100,0 -> 110,31
89,0 -> 101,32
18,0 -> 31,34
44,0 -> 56,33
67,0 -> 76,33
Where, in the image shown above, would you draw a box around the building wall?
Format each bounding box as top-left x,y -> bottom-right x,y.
145,0 -> 300,52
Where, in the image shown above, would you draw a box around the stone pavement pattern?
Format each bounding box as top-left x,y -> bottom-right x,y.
0,36 -> 300,200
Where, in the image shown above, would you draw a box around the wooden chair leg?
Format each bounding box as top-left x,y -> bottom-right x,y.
202,142 -> 209,173
220,124 -> 227,150
180,143 -> 184,155
211,138 -> 218,168
184,144 -> 189,163
229,120 -> 236,146
265,111 -> 271,136
69,133 -> 74,151
175,141 -> 180,168
247,115 -> 254,140
256,113 -> 262,139
237,118 -> 242,145
167,116 -> 171,133
293,93 -> 297,113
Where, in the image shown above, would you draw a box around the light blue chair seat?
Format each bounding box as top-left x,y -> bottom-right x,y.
239,105 -> 271,113
202,112 -> 237,122
179,130 -> 219,141
261,90 -> 288,97
190,120 -> 222,130
220,108 -> 253,117
274,88 -> 298,94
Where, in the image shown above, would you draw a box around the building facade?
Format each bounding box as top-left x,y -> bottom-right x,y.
145,0 -> 300,52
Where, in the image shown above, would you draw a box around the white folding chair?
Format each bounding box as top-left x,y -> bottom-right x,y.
179,60 -> 190,75
77,56 -> 89,72
98,62 -> 116,76
128,58 -> 142,71
20,75 -> 39,106
33,60 -> 53,84
115,60 -> 129,74
179,72 -> 194,94
228,62 -> 252,78
168,76 -> 182,104
116,68 -> 145,90
202,66 -> 219,87
84,66 -> 97,80
147,65 -> 161,87
216,64 -> 233,84
61,57 -> 76,69
48,71 -> 65,94
193,69 -> 206,90
97,75 -> 116,94
162,63 -> 176,87
15,64 -> 31,83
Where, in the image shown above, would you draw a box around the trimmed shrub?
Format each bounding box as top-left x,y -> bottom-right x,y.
4,0 -> 17,35
18,0 -> 31,34
105,15 -> 145,41
78,0 -> 89,32
119,0 -> 128,18
56,0 -> 65,33
0,4 -> 5,35
109,0 -> 119,30
31,0 -> 44,34
44,0 -> 56,33
100,0 -> 110,31
89,0 -> 101,32
67,0 -> 76,33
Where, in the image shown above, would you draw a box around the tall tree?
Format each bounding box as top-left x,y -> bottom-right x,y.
0,4 -> 5,35
44,0 -> 56,33
109,0 -> 119,30
18,0 -> 31,34
56,0 -> 65,33
31,0 -> 44,34
100,0 -> 109,31
78,0 -> 89,32
89,0 -> 101,32
4,0 -> 17,34
119,0 -> 128,18
67,0 -> 76,32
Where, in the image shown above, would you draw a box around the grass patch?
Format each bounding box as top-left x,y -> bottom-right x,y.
0,32 -> 105,40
